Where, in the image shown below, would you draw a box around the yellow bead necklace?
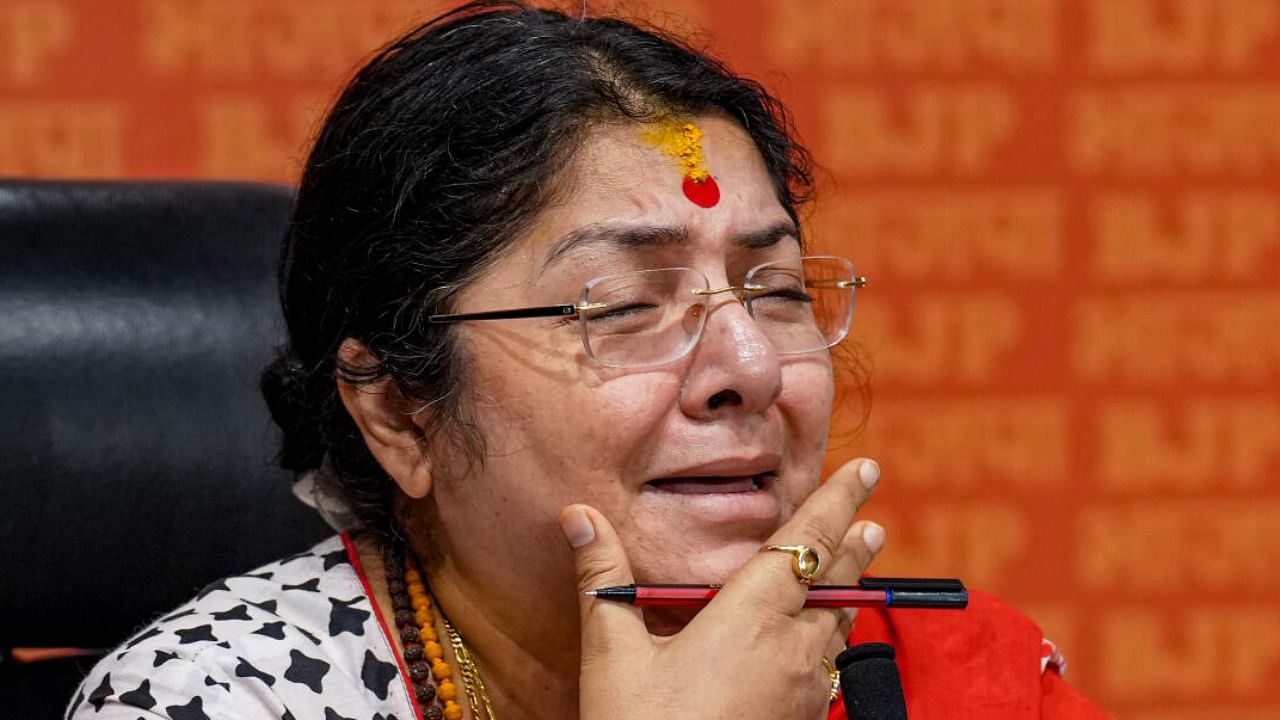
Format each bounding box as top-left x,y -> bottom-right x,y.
396,547 -> 497,720
403,561 -> 465,720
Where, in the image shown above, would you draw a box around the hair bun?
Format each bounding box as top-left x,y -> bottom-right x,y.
261,349 -> 328,474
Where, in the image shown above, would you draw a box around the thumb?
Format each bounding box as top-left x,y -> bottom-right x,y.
558,505 -> 648,659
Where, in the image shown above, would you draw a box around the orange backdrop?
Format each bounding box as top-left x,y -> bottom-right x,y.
4,1 -> 1279,717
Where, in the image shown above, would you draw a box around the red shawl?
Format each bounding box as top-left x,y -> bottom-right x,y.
828,590 -> 1109,719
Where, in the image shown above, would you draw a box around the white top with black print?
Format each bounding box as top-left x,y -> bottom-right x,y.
66,535 -> 416,720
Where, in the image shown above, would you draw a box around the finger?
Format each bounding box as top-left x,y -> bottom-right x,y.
813,651 -> 843,718
822,631 -> 849,710
558,504 -> 649,662
770,458 -> 880,575
822,520 -> 885,585
827,626 -> 851,668
720,458 -> 880,614
798,519 -> 886,642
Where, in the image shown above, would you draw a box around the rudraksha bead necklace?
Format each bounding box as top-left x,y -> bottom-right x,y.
383,538 -> 496,720
384,539 -> 460,720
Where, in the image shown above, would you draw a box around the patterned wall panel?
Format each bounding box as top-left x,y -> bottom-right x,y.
4,1 -> 1278,717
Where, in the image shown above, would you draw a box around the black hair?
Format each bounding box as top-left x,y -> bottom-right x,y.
261,0 -> 817,536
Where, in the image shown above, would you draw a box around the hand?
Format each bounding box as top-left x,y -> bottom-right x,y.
560,458 -> 885,720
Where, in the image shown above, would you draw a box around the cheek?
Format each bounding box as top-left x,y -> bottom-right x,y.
566,373 -> 683,475
783,356 -> 835,436
465,329 -> 683,490
781,358 -> 836,497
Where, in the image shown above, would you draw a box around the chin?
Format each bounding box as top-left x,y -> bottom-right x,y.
634,536 -> 764,585
626,537 -> 766,638
692,541 -> 763,584
642,605 -> 703,636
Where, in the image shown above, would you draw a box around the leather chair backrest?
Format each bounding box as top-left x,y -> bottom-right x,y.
0,180 -> 330,670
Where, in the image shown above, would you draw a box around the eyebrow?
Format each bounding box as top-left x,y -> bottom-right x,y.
539,219 -> 800,275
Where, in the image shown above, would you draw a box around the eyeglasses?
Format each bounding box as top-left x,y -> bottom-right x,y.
428,255 -> 867,369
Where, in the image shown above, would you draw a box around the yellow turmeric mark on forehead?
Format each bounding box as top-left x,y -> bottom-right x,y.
641,120 -> 711,182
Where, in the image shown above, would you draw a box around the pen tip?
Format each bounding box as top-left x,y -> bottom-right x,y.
583,589 -> 598,597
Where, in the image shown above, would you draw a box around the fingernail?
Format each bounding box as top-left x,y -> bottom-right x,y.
559,508 -> 596,548
862,523 -> 885,554
859,459 -> 880,490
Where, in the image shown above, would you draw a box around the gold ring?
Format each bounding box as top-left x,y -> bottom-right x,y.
760,544 -> 821,585
823,656 -> 840,701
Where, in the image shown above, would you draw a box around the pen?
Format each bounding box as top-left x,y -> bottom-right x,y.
585,578 -> 968,609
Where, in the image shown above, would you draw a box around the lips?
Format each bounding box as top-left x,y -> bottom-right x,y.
641,456 -> 784,526
647,472 -> 776,494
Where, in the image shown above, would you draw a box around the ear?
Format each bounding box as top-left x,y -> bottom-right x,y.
335,338 -> 434,499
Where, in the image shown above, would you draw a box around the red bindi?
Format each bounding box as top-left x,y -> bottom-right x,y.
682,175 -> 720,208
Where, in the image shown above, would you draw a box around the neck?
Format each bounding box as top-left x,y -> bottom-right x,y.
355,532 -> 582,720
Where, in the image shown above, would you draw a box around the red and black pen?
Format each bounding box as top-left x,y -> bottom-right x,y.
585,577 -> 968,609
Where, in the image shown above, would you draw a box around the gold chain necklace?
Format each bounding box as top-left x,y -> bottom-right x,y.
442,614 -> 498,720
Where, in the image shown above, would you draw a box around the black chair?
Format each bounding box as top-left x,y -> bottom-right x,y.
0,180 -> 332,719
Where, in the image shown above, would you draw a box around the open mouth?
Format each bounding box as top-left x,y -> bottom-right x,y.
646,471 -> 777,494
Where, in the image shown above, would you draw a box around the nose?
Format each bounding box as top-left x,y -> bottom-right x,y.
678,294 -> 783,420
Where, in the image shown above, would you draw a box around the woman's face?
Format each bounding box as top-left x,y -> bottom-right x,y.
427,114 -> 835,627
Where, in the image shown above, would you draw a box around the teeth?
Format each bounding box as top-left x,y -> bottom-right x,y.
750,472 -> 774,491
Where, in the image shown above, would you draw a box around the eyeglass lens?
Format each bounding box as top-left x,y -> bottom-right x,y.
578,257 -> 857,368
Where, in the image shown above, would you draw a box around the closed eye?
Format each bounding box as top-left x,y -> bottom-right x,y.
752,287 -> 813,303
585,302 -> 660,321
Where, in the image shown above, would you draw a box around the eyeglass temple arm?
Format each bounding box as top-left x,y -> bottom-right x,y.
807,277 -> 868,289
428,302 -> 606,324
427,276 -> 869,324
695,276 -> 869,297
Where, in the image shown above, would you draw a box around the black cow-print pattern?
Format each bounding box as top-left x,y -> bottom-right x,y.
65,537 -> 409,720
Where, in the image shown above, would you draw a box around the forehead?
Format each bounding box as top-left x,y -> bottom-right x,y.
523,114 -> 792,266
568,114 -> 780,214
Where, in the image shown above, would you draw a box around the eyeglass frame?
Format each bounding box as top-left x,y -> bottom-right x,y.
426,255 -> 869,368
